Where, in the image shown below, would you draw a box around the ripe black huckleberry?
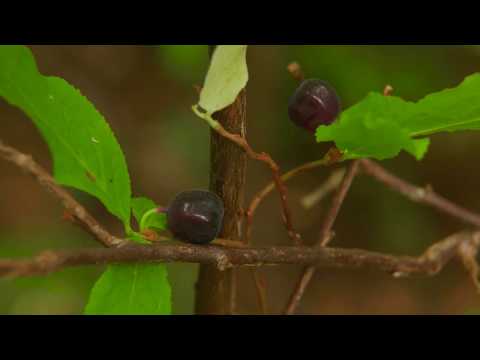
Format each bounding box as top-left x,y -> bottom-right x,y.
166,190 -> 224,245
288,79 -> 341,132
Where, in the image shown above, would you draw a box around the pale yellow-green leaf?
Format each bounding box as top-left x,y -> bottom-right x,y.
198,45 -> 248,114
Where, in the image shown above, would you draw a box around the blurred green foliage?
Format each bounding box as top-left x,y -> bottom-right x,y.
156,45 -> 208,84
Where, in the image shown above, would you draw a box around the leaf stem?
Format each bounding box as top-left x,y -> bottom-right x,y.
192,105 -> 221,130
193,103 -> 301,245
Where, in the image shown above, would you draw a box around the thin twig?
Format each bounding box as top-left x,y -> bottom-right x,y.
383,85 -> 394,96
284,266 -> 316,315
0,231 -> 479,283
244,158 -> 329,245
198,62 -> 336,312
284,161 -> 360,314
0,141 -> 126,248
196,47 -> 248,314
245,146 -> 343,245
230,269 -> 238,315
287,62 -> 305,82
252,269 -> 268,314
318,161 -> 361,247
208,122 -> 300,245
244,158 -> 334,313
360,159 -> 480,228
301,167 -> 347,210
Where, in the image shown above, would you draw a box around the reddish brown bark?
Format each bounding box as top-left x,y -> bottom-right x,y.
195,46 -> 248,314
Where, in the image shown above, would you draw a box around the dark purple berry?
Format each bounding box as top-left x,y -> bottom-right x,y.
288,79 -> 341,132
166,190 -> 224,245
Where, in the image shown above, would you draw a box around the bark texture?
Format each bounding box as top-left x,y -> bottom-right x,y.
195,46 -> 248,314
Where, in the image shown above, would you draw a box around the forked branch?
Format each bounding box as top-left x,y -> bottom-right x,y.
0,141 -> 126,248
193,106 -> 301,246
360,159 -> 480,228
285,161 -> 360,314
0,231 -> 478,285
2,58 -> 480,316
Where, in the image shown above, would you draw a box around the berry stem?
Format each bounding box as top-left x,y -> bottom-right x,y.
193,102 -> 301,246
192,105 -> 221,130
243,146 -> 345,245
139,207 -> 164,232
287,62 -> 305,83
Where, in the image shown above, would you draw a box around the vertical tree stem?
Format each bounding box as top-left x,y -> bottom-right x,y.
195,46 -> 248,314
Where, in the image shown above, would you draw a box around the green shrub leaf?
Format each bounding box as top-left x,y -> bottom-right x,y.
84,264 -> 171,315
131,197 -> 167,231
316,73 -> 480,160
0,45 -> 131,224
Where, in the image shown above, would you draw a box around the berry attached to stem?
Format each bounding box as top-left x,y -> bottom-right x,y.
166,190 -> 224,245
288,79 -> 341,133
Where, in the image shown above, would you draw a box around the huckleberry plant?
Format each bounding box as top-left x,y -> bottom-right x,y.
166,190 -> 225,244
288,79 -> 341,132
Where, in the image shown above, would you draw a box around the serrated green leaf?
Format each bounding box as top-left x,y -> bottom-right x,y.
0,45 -> 131,224
131,197 -> 167,231
198,45 -> 248,114
316,73 -> 480,160
84,264 -> 171,315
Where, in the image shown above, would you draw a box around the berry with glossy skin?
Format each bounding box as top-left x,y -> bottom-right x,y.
166,190 -> 224,245
288,79 -> 341,132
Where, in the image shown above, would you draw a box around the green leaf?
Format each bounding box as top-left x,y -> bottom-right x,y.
0,45 -> 131,224
316,73 -> 480,161
126,230 -> 150,245
84,264 -> 171,315
131,197 -> 167,231
198,45 -> 248,114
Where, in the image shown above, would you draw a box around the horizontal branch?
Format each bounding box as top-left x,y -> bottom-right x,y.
1,232 -> 479,285
0,140 -> 126,248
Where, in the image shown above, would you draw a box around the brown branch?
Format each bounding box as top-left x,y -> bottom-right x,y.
196,45 -> 249,315
242,157 -> 335,314
287,62 -> 305,83
239,141 -> 342,246
210,122 -> 282,314
301,167 -> 346,210
202,95 -> 301,313
252,269 -> 268,314
318,161 -> 361,247
229,269 -> 238,315
0,141 -> 126,248
360,159 -> 480,228
211,124 -> 300,245
1,231 -> 479,283
4,54 -> 479,318
284,161 -> 360,314
244,158 -> 332,245
240,147 -> 340,313
283,156 -> 480,314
